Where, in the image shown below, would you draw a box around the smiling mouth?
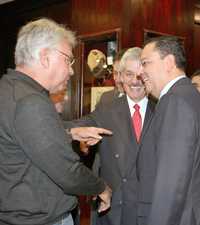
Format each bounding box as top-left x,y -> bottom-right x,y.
130,86 -> 144,89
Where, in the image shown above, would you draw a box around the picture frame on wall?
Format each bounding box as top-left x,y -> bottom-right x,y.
90,86 -> 114,112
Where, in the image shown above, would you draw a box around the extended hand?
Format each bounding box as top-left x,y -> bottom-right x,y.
70,127 -> 112,145
97,184 -> 112,213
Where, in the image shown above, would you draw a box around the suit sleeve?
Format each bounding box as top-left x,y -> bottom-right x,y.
63,100 -> 105,128
14,94 -> 105,195
149,95 -> 197,225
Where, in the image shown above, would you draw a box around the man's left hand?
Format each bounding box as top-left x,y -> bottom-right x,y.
69,127 -> 112,145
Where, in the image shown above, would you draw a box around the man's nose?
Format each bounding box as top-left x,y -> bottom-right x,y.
132,74 -> 141,81
140,65 -> 145,74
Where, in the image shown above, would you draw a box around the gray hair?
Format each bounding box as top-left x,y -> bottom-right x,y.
15,18 -> 76,66
119,47 -> 142,72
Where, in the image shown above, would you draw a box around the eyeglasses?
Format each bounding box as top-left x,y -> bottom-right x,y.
54,49 -> 75,66
123,71 -> 140,79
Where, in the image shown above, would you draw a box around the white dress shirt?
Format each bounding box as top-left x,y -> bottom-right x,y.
126,95 -> 148,128
159,75 -> 186,99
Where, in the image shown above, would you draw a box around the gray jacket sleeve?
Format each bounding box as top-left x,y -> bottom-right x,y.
63,98 -> 106,129
14,94 -> 105,195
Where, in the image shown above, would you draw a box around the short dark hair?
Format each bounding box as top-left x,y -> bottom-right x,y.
191,69 -> 200,78
144,36 -> 186,70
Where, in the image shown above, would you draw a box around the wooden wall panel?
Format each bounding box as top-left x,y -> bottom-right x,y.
0,0 -> 198,115
71,0 -> 123,34
193,3 -> 200,73
0,0 -> 199,112
0,0 -> 198,74
193,24 -> 200,73
70,0 -> 196,72
140,0 -> 194,73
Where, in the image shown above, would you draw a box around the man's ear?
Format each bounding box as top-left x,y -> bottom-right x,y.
164,54 -> 175,72
39,48 -> 50,69
120,74 -> 124,83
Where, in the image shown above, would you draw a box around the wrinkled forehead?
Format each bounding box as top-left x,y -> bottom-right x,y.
57,39 -> 73,56
123,59 -> 142,72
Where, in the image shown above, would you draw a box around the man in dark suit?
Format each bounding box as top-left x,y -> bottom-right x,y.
67,47 -> 156,225
140,36 -> 200,225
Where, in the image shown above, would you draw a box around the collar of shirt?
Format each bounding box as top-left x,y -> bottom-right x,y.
126,95 -> 148,127
159,75 -> 186,99
7,69 -> 49,96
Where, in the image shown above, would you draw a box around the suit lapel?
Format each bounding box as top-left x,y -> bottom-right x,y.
140,99 -> 156,142
127,98 -> 156,177
114,95 -> 138,146
110,96 -> 156,177
111,96 -> 138,176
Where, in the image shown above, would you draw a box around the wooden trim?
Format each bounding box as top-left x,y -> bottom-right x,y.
195,4 -> 200,24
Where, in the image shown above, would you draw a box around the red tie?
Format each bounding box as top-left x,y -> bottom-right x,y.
132,104 -> 142,142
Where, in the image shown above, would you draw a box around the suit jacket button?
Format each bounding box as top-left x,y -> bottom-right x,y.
123,178 -> 127,182
115,154 -> 119,158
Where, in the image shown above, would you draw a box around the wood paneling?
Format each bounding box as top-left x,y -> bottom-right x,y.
0,0 -> 198,86
0,0 -> 198,138
70,0 -> 196,72
71,0 -> 123,34
194,4 -> 200,72
141,0 -> 194,73
0,1 -> 198,129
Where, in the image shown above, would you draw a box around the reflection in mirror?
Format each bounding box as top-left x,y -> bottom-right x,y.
87,49 -> 107,79
87,41 -> 117,87
75,28 -> 121,116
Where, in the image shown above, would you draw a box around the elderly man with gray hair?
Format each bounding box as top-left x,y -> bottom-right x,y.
0,18 -> 113,225
66,47 -> 156,225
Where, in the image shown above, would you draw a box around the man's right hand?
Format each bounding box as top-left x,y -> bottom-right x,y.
97,184 -> 112,213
